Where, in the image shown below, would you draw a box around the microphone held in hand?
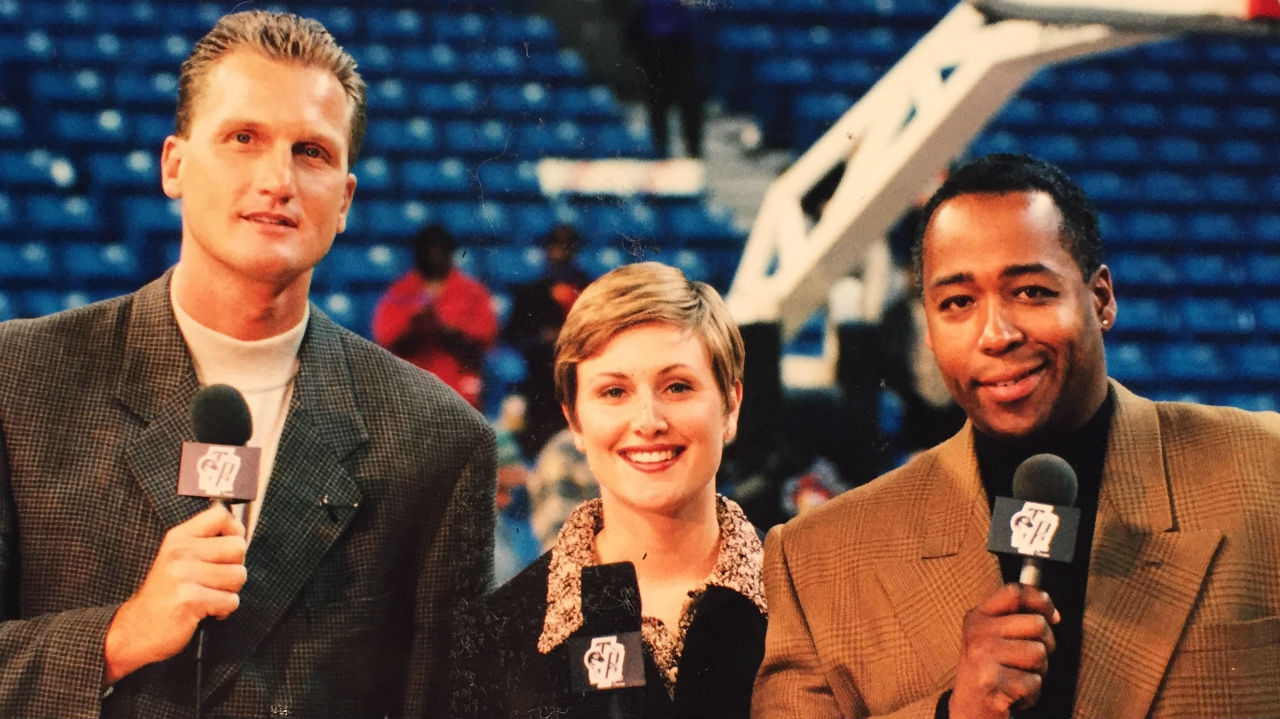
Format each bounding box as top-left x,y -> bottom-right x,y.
987,453 -> 1082,587
178,384 -> 260,503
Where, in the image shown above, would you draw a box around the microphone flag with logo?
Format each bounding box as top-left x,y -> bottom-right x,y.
986,453 -> 1081,587
178,384 -> 260,503
568,561 -> 647,695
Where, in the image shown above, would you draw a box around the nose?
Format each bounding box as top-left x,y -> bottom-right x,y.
255,145 -> 295,202
977,300 -> 1024,354
633,392 -> 669,437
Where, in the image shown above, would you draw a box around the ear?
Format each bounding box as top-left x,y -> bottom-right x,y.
561,404 -> 585,453
159,135 -> 184,199
335,172 -> 357,234
1090,264 -> 1117,331
722,380 -> 744,444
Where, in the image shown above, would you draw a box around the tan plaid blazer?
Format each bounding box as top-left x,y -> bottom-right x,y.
0,272 -> 496,718
754,382 -> 1280,718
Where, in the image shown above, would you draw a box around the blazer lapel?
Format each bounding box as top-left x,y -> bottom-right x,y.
874,429 -> 1003,685
117,272 -> 209,530
201,309 -> 368,699
1074,383 -> 1223,718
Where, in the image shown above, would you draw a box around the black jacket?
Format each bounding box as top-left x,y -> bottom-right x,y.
449,552 -> 766,718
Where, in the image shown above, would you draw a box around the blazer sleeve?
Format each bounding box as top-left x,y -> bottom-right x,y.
752,523 -> 845,719
402,424 -> 497,718
0,429 -> 118,718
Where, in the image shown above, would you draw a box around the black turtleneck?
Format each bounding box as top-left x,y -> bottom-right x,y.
969,387 -> 1115,719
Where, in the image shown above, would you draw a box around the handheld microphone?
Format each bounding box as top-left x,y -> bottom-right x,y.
570,562 -> 646,719
986,453 -> 1081,587
179,384 -> 260,503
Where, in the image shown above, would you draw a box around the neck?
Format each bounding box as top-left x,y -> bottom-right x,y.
595,494 -> 720,585
172,260 -> 310,341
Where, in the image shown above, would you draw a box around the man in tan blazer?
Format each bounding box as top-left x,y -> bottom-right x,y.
753,154 -> 1280,719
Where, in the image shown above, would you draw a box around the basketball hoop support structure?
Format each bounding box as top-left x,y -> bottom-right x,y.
725,1 -> 1162,338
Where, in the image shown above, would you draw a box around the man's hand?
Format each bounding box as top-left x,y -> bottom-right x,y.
949,582 -> 1060,719
103,504 -> 248,685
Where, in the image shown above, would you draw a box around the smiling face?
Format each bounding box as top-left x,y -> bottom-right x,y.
921,190 -> 1116,442
161,48 -> 356,292
568,322 -> 742,521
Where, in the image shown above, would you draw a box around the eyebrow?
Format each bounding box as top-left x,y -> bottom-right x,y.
929,262 -> 1058,290
585,363 -> 694,380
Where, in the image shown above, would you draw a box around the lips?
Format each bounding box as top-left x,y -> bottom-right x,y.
242,212 -> 297,228
619,446 -> 683,468
975,362 -> 1046,403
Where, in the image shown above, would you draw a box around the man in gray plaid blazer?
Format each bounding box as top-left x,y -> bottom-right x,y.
754,154 -> 1280,718
0,11 -> 495,718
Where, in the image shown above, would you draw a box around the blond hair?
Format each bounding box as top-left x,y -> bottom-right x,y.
554,262 -> 745,427
175,10 -> 367,165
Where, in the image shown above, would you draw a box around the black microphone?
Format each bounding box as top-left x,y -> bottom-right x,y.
571,562 -> 646,719
179,384 -> 259,504
987,453 -> 1081,587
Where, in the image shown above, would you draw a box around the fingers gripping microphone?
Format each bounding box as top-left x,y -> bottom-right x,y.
179,384 -> 260,503
986,453 -> 1081,588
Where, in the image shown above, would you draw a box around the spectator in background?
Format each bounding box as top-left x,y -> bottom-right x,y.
525,427 -> 597,552
372,223 -> 497,409
625,0 -> 708,158
503,224 -> 591,459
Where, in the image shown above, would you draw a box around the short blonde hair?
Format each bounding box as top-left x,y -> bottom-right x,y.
554,262 -> 745,427
175,10 -> 367,165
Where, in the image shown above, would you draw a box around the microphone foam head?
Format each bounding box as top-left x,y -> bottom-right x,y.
191,384 -> 252,446
1012,453 -> 1078,507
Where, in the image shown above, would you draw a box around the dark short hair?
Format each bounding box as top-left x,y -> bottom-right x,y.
911,153 -> 1102,290
541,224 -> 582,253
413,223 -> 455,253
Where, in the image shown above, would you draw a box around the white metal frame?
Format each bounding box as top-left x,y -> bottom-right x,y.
725,1 -> 1165,339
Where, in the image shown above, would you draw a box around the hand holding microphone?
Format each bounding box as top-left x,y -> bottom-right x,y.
103,385 -> 256,685
950,454 -> 1079,719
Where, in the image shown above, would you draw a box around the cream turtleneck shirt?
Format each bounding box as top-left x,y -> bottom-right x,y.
170,284 -> 306,540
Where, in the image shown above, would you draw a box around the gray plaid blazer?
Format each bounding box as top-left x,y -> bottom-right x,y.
0,272 -> 496,718
754,381 -> 1280,719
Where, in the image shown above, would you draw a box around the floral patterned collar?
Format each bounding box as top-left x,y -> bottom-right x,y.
536,494 -> 766,656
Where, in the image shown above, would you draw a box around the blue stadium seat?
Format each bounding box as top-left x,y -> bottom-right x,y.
1140,172 -> 1202,205
0,290 -> 15,321
665,204 -> 744,246
114,71 -> 179,110
291,6 -> 357,37
1186,212 -> 1242,244
1248,253 -> 1280,286
316,291 -> 365,334
1182,70 -> 1232,98
1230,105 -> 1278,133
489,82 -> 552,118
0,240 -> 54,281
27,195 -> 101,234
1035,134 -> 1084,167
52,109 -> 131,148
348,43 -> 395,79
1061,67 -> 1116,94
0,192 -> 15,235
439,201 -> 512,243
1126,68 -> 1175,96
1169,104 -> 1222,132
1218,393 -> 1279,413
397,44 -> 459,79
402,158 -> 470,196
820,60 -> 878,94
366,8 -> 423,40
0,29 -> 55,67
30,68 -> 107,109
2,150 -> 78,191
968,131 -> 1022,159
59,32 -> 126,66
1232,344 -> 1280,381
578,202 -> 659,244
363,116 -> 438,156
1157,343 -> 1228,382
444,119 -> 514,157
416,82 -> 482,117
780,25 -> 837,57
484,246 -> 546,289
1121,211 -> 1180,244
556,86 -> 622,122
352,156 -> 394,197
1051,100 -> 1104,129
1203,173 -> 1253,207
121,196 -> 180,247
577,245 -> 629,278
1254,298 -> 1280,335
485,343 -> 527,389
475,162 -> 540,198
1180,297 -> 1255,336
1254,213 -> 1280,244
1180,253 -> 1247,287
125,33 -> 191,72
463,47 -> 526,80
1157,135 -> 1203,166
528,48 -> 586,82
492,14 -> 558,49
157,2 -> 223,33
1200,39 -> 1250,66
670,248 -> 712,284
508,203 -> 556,244
432,12 -> 488,46
0,105 -> 23,147
88,150 -> 157,195
1216,138 -> 1266,168
1075,171 -> 1135,204
354,200 -> 434,241
1115,297 -> 1177,335
517,121 -> 586,158
316,244 -> 408,289
1243,71 -> 1280,98
994,98 -> 1042,129
590,125 -> 655,159
367,78 -> 410,116
131,112 -> 174,148
62,241 -> 141,283
1108,252 -> 1178,288
1110,102 -> 1164,130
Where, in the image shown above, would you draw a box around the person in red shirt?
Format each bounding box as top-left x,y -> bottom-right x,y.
373,223 -> 497,409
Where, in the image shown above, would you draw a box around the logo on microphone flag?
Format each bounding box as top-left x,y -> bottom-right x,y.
178,442 -> 261,502
988,496 -> 1080,563
584,636 -> 627,689
568,630 -> 646,691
